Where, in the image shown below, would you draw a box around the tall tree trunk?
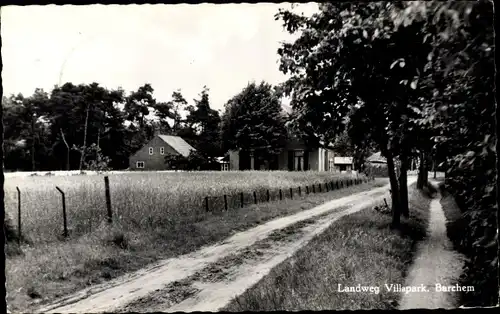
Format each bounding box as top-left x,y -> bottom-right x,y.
423,157 -> 429,184
31,114 -> 36,171
433,155 -> 437,179
60,129 -> 70,170
79,104 -> 90,171
399,155 -> 410,218
417,151 -> 426,189
97,128 -> 100,149
387,153 -> 401,228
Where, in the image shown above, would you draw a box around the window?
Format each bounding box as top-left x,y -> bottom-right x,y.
329,159 -> 335,172
136,161 -> 145,169
149,147 -> 154,155
221,163 -> 229,171
294,150 -> 304,171
160,147 -> 165,155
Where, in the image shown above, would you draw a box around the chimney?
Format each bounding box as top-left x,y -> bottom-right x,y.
154,129 -> 160,137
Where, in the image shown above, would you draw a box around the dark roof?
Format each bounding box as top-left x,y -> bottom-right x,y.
158,135 -> 196,157
367,152 -> 387,163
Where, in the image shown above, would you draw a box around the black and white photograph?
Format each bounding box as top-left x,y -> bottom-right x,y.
1,1 -> 497,312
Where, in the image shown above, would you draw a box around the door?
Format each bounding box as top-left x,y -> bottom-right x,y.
294,150 -> 304,171
239,151 -> 251,170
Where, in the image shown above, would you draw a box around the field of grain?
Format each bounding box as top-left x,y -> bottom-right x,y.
4,170 -> 360,244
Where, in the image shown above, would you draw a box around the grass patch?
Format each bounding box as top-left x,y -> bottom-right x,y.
223,183 -> 431,311
6,175 -> 385,312
439,184 -> 465,252
4,171 -> 361,245
438,183 -> 493,307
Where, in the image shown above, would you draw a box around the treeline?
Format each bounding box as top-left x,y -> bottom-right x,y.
2,83 -> 226,171
276,0 -> 496,306
3,81 -> 327,172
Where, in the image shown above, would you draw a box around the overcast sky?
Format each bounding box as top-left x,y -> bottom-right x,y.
1,3 -> 318,111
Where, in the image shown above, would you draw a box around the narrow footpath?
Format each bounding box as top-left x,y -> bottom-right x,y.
399,183 -> 466,309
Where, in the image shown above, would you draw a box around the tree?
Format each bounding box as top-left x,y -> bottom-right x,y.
124,83 -> 155,129
276,2 -> 432,226
186,86 -> 222,159
123,84 -> 157,160
331,131 -> 354,157
397,1 -> 496,306
67,83 -> 126,171
221,81 -> 288,165
170,89 -> 189,133
153,101 -> 174,134
279,0 -> 496,305
82,143 -> 111,172
25,89 -> 50,171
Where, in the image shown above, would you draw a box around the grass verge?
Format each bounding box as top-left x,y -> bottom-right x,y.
223,183 -> 431,311
6,178 -> 386,312
438,183 -> 497,307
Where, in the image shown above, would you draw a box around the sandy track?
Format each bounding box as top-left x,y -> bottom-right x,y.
37,180 -> 399,313
399,183 -> 466,309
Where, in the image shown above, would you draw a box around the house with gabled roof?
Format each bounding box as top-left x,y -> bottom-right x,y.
128,134 -> 196,170
366,152 -> 387,165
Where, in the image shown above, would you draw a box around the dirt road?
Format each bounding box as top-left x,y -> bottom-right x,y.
399,183 -> 466,309
37,179 -> 413,313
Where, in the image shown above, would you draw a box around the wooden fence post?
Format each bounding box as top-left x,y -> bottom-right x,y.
205,196 -> 209,212
298,186 -> 302,196
240,192 -> 244,208
306,186 -> 309,194
279,189 -> 283,200
290,187 -> 293,199
312,185 -> 316,193
318,183 -> 322,193
16,187 -> 21,245
253,191 -> 257,204
267,190 -> 270,202
325,182 -> 329,192
55,186 -> 68,238
104,176 -> 112,223
224,194 -> 228,211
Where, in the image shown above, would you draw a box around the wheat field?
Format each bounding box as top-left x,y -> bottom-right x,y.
4,170 -> 360,244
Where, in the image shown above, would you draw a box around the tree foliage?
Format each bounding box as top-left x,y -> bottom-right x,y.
220,81 -> 288,160
276,0 -> 496,306
186,86 -> 223,158
3,83 -> 223,172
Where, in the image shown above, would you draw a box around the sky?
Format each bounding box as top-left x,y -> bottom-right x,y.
1,3 -> 319,112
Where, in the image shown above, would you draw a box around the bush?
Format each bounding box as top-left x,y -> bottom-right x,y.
4,212 -> 20,243
4,212 -> 23,257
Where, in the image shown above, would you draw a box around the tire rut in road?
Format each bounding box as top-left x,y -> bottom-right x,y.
117,209 -> 346,313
